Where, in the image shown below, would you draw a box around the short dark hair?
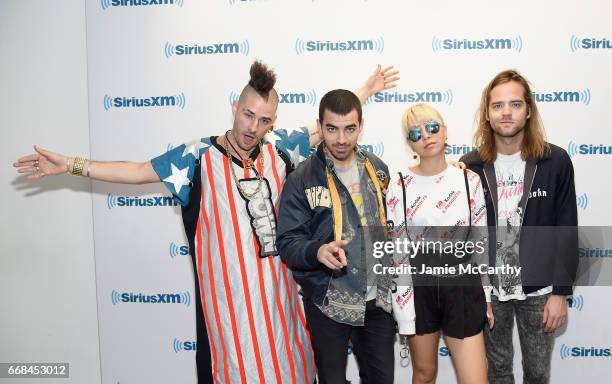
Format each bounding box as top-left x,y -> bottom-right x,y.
239,60 -> 277,102
318,89 -> 362,124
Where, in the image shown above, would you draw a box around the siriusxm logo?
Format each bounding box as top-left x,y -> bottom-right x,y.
103,93 -> 186,110
172,338 -> 196,353
106,194 -> 180,209
439,346 -> 451,357
533,89 -> 591,105
360,142 -> 384,158
445,144 -> 475,156
164,40 -> 249,59
432,36 -> 523,52
579,247 -> 612,258
560,344 -> 612,359
101,0 -> 184,10
169,242 -> 189,258
567,294 -> 584,311
228,89 -> 317,106
295,37 -> 384,55
567,141 -> 612,157
576,193 -> 588,210
570,36 -> 612,52
111,290 -> 191,307
365,89 -> 453,106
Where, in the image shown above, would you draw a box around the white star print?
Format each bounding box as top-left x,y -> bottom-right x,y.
287,144 -> 306,168
182,139 -> 209,158
163,164 -> 190,194
264,131 -> 281,147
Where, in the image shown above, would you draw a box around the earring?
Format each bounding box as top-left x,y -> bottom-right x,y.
412,154 -> 418,160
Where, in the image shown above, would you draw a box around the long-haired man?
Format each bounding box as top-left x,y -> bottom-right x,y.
461,69 -> 578,384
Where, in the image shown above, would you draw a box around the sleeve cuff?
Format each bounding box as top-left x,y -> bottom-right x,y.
305,240 -> 324,269
484,286 -> 492,303
397,320 -> 416,335
552,286 -> 573,296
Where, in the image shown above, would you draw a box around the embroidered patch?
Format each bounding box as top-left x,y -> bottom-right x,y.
304,186 -> 332,209
376,170 -> 389,189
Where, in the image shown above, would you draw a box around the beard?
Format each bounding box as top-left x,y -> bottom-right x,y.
491,122 -> 525,138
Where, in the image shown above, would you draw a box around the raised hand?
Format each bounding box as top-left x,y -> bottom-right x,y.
361,64 -> 400,99
14,146 -> 69,180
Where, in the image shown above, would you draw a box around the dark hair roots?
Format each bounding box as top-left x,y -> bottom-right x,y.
248,60 -> 276,96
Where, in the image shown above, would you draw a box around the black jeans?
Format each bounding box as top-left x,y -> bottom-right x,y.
303,298 -> 395,384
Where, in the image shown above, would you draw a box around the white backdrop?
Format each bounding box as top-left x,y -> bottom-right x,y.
85,0 -> 612,383
2,1 -> 101,384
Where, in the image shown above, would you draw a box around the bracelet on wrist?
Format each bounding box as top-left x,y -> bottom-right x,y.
71,157 -> 86,176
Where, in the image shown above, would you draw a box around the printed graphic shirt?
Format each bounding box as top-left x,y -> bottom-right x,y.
151,129 -> 315,384
493,151 -> 552,301
335,159 -> 376,301
386,166 -> 490,334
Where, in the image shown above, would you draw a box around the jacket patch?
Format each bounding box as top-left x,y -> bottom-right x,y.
304,186 -> 332,209
528,188 -> 548,198
376,170 -> 389,190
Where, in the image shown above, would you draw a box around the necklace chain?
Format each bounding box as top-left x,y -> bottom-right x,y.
223,132 -> 264,199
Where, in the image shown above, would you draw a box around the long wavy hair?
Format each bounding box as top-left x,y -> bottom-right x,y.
474,69 -> 548,163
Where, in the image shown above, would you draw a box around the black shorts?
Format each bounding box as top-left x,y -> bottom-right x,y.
413,274 -> 486,339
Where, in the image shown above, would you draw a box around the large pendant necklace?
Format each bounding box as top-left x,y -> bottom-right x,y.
223,131 -> 264,199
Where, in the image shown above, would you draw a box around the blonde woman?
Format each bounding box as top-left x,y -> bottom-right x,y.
387,104 -> 494,384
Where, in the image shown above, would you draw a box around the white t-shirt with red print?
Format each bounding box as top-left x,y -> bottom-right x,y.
386,165 -> 490,334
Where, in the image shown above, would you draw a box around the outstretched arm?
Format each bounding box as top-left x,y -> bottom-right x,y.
13,145 -> 159,184
307,64 -> 400,147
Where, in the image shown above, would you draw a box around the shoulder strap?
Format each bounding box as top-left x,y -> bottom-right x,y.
398,172 -> 409,237
463,169 -> 473,245
463,168 -> 472,227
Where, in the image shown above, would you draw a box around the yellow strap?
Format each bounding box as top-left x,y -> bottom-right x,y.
326,170 -> 343,241
364,159 -> 387,228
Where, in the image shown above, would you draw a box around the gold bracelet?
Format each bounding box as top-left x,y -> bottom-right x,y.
71,157 -> 86,176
